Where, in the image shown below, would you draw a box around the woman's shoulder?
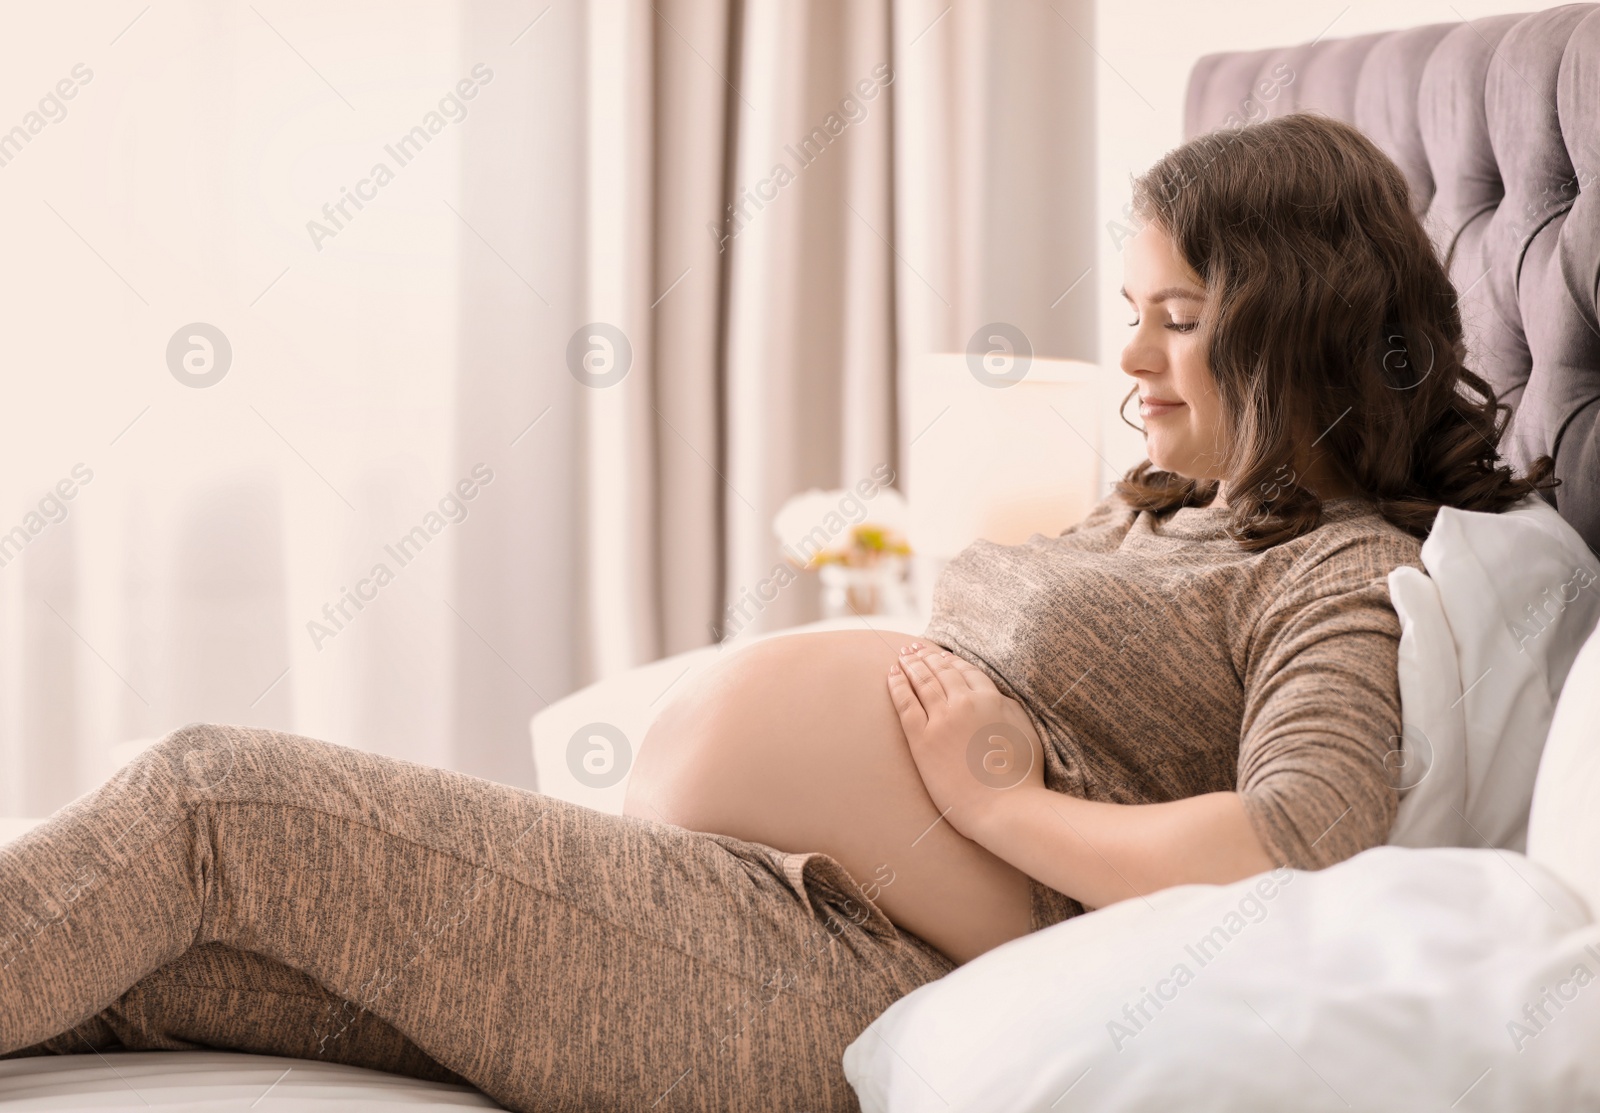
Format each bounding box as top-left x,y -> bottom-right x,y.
1273,497 -> 1426,594
1234,501 -> 1426,667
1314,497 -> 1424,552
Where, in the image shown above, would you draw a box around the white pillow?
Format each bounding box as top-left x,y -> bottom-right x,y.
1385,566 -> 1466,844
1528,615 -> 1600,917
844,847 -> 1599,1112
1387,495 -> 1600,850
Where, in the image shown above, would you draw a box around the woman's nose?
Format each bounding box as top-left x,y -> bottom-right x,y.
1119,331 -> 1162,380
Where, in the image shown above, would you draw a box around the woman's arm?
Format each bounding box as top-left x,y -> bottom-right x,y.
888,645 -> 1276,911
965,786 -> 1276,910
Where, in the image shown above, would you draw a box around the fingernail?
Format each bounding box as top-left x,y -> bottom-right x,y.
940,651 -> 951,658
898,645 -> 911,655
910,642 -> 922,650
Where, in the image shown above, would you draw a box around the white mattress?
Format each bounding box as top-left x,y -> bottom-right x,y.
0,1052 -> 504,1110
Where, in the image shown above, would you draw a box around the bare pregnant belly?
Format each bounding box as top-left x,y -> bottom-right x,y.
622,630 -> 1034,964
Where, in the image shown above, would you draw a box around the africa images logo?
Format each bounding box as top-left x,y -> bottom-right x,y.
306,64 -> 494,251
707,62 -> 892,254
305,464 -> 495,649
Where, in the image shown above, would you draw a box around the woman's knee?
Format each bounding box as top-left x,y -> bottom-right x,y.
135,724 -> 387,813
134,723 -> 340,806
135,724 -> 246,799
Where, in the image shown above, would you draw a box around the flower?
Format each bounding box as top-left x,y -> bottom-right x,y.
773,486 -> 912,570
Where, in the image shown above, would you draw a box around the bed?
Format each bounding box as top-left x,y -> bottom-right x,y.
0,1051 -> 499,1110
6,6 -> 1600,1109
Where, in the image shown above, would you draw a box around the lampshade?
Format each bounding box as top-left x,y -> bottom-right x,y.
904,352 -> 1105,624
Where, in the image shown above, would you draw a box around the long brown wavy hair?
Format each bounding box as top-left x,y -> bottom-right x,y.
1114,112 -> 1557,550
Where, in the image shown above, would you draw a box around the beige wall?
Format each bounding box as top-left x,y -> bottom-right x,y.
1091,0 -> 1561,496
0,1 -> 476,812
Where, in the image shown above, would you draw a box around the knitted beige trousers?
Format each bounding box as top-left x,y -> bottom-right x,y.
0,725 -> 953,1111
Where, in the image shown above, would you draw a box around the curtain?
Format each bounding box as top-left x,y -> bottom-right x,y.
0,0 -> 1095,818
450,0 -> 1099,681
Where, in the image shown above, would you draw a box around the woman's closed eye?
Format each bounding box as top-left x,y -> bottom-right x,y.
1127,316 -> 1200,334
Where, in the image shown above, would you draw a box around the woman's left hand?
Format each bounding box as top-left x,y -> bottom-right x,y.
888,643 -> 1046,841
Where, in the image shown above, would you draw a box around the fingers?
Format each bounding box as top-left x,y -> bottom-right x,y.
897,643 -> 953,706
945,654 -> 997,694
922,649 -> 971,693
886,665 -> 929,733
903,643 -> 992,694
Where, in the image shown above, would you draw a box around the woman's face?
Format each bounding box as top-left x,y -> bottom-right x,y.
1119,222 -> 1228,484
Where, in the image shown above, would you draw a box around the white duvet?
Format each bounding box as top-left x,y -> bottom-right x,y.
845,846 -> 1600,1112
0,1051 -> 502,1110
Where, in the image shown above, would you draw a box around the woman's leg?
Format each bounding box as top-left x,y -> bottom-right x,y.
3,942 -> 467,1085
0,724 -> 953,1112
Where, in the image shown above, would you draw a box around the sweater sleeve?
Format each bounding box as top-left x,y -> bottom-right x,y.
1235,545 -> 1409,870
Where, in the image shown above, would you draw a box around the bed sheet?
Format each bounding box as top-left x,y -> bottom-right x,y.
0,1051 -> 504,1110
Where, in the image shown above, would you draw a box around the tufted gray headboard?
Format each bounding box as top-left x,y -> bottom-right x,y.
1185,5 -> 1600,553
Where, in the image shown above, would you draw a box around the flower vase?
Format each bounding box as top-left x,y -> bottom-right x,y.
818,556 -> 912,619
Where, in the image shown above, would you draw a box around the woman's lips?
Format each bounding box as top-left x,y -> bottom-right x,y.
1140,398 -> 1186,419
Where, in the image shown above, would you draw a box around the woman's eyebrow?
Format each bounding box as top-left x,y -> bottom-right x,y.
1120,285 -> 1206,303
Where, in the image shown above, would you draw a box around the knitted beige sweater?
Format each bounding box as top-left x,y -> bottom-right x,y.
921,490 -> 1427,931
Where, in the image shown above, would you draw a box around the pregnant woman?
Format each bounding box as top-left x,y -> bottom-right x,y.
0,113 -> 1558,1112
